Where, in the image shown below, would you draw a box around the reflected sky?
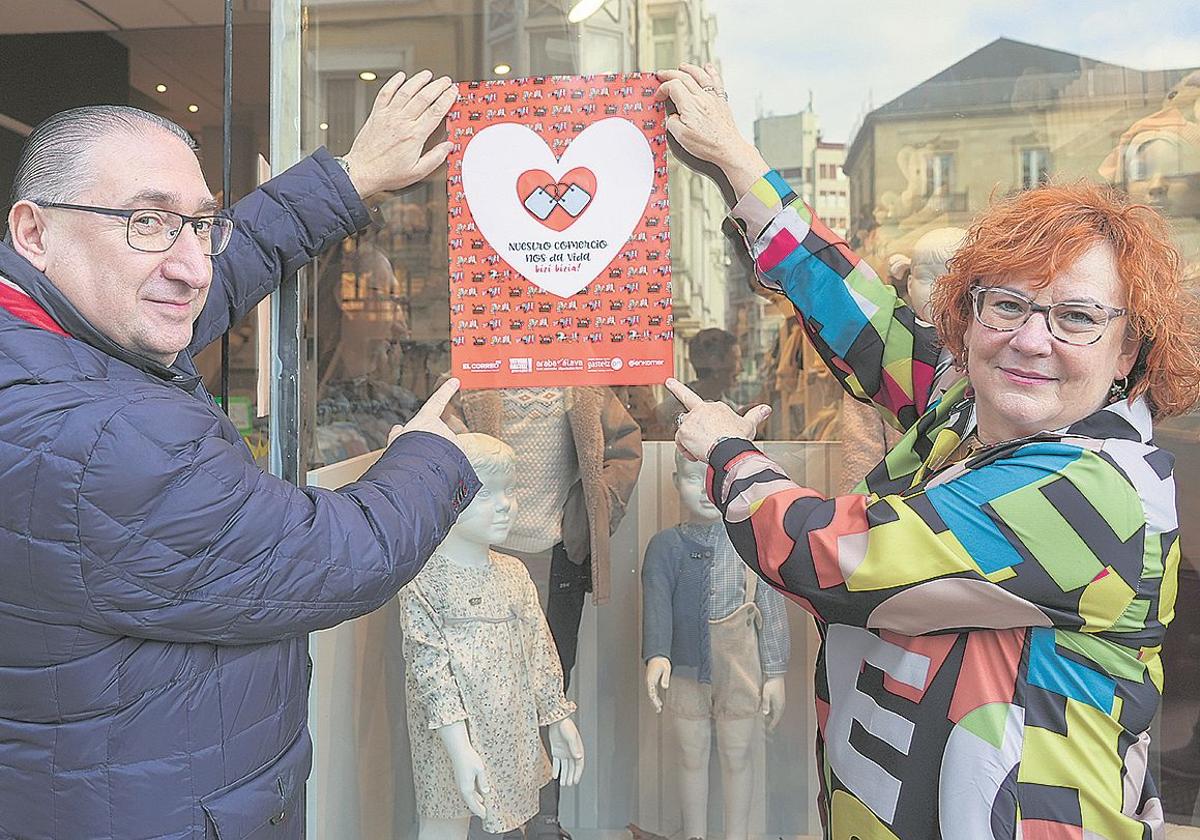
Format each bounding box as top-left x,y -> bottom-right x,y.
707,0 -> 1200,141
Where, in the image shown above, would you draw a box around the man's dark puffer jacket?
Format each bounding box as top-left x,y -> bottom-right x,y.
0,148 -> 479,839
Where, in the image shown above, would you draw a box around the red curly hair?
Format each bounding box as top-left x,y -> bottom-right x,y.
929,181 -> 1200,417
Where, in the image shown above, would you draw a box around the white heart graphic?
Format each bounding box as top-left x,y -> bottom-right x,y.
461,118 -> 654,298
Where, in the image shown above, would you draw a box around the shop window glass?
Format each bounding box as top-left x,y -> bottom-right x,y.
1021,146 -> 1052,189
289,2 -> 1200,836
925,151 -> 953,196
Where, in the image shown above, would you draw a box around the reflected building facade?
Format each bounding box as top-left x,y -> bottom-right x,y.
844,37 -> 1198,274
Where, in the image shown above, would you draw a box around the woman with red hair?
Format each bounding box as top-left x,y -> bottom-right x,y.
657,63 -> 1200,839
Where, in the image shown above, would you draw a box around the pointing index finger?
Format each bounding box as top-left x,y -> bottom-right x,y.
665,377 -> 704,411
416,377 -> 460,419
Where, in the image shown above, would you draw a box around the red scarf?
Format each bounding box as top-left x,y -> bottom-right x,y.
0,279 -> 70,337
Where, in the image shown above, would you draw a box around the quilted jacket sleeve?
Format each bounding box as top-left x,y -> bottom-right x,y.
75,394 -> 479,644
189,146 -> 369,353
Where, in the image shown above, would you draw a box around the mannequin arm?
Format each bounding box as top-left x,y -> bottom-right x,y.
645,656 -> 672,714
756,579 -> 791,678
436,720 -> 490,818
548,717 -> 586,787
640,531 -> 676,698
398,586 -> 469,728
760,676 -> 786,731
518,569 -> 577,724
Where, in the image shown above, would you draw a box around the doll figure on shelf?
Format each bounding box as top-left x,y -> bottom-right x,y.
399,433 -> 585,840
641,450 -> 790,840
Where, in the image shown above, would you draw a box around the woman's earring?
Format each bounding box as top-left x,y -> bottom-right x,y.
1109,376 -> 1130,402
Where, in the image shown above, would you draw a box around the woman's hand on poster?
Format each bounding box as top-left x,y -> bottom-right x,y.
548,718 -> 586,787
761,676 -> 786,731
342,69 -> 460,198
666,378 -> 771,464
388,378 -> 462,446
645,656 -> 672,714
654,63 -> 770,197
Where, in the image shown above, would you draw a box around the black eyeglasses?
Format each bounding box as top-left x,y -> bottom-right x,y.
969,285 -> 1127,346
36,202 -> 234,257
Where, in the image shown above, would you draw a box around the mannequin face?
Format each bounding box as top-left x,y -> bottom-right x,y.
908,256 -> 949,321
907,228 -> 966,321
907,267 -> 936,321
447,466 -> 517,547
1126,136 -> 1200,220
675,458 -> 720,523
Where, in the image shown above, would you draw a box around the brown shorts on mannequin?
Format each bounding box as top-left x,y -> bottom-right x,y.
666,604 -> 763,721
665,671 -> 761,721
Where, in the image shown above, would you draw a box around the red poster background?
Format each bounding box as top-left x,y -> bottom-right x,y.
446,73 -> 673,390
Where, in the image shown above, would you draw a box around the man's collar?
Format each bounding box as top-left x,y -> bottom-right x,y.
0,274 -> 71,337
0,240 -> 202,392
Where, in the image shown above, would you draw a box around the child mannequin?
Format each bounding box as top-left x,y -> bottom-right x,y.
399,433 -> 585,840
641,452 -> 789,840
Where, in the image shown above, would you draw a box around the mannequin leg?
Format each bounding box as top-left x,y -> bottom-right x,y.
529,547 -> 591,840
466,817 -> 524,840
544,547 -> 590,692
714,716 -> 757,840
418,816 -> 470,840
672,715 -> 712,840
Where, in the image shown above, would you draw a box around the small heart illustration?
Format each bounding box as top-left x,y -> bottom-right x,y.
461,119 -> 654,298
516,167 -> 597,232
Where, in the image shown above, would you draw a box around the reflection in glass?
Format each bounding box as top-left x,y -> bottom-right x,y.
294,2 -> 1200,834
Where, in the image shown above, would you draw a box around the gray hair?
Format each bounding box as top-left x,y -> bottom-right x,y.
6,105 -> 198,236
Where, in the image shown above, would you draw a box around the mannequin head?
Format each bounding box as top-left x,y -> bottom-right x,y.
673,449 -> 720,523
445,433 -> 518,548
1100,70 -> 1200,221
688,328 -> 741,399
907,227 -> 966,320
1125,130 -> 1200,220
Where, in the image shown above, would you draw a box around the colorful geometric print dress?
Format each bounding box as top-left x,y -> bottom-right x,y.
399,551 -> 576,832
711,171 -> 1179,839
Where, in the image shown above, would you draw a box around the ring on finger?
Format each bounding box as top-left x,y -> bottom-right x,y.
675,411 -> 687,428
701,85 -> 728,101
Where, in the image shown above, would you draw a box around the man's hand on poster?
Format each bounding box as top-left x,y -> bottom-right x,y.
654,63 -> 770,198
548,718 -> 586,787
666,378 -> 771,464
388,378 -> 462,447
341,69 -> 459,199
761,676 -> 786,731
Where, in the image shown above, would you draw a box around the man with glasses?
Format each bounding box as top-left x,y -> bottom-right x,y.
31,203 -> 235,256
0,71 -> 472,840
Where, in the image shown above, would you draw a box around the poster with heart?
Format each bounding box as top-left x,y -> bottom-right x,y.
446,72 -> 673,389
